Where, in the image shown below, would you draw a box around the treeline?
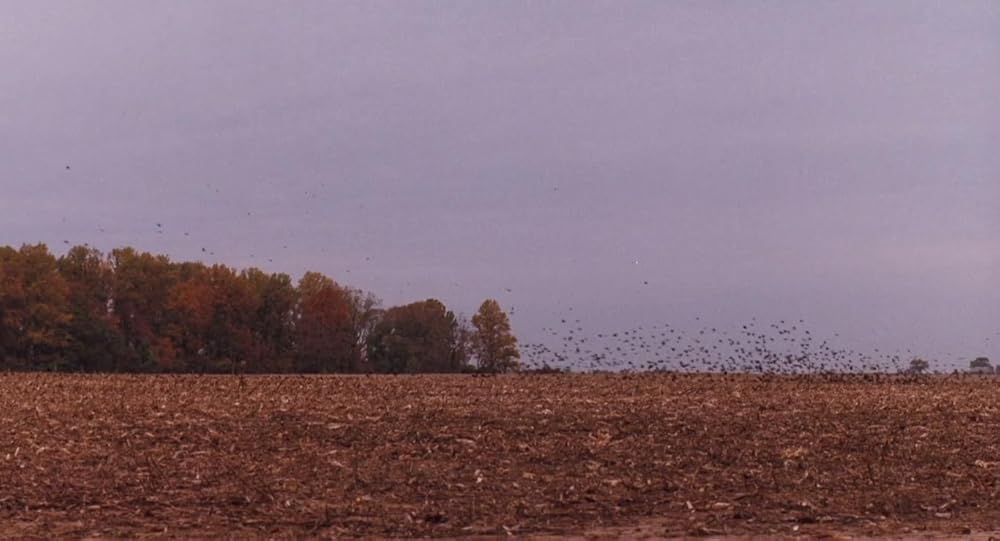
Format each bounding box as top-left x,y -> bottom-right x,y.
0,244 -> 520,373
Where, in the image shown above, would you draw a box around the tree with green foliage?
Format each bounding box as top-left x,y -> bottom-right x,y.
367,299 -> 468,373
58,246 -> 126,372
344,287 -> 383,372
242,268 -> 298,372
908,357 -> 929,374
970,357 -> 993,374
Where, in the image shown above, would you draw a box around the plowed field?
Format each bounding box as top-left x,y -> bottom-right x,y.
2,373 -> 1000,539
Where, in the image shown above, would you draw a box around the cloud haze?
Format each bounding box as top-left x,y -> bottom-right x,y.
1,1 -> 997,367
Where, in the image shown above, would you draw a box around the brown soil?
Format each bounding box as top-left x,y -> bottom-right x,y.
2,373 -> 1000,539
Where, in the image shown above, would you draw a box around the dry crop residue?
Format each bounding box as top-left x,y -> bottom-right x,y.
1,373 -> 999,539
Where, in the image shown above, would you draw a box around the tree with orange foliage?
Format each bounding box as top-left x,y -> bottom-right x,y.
472,299 -> 520,373
0,244 -> 73,369
167,264 -> 257,373
109,248 -> 177,371
294,272 -> 356,372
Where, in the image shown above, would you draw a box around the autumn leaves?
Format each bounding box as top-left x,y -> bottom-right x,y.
0,243 -> 519,373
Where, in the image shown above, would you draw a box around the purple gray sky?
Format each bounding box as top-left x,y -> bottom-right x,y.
1,2 -> 997,368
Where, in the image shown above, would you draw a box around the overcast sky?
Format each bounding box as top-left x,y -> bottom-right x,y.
1,2 -> 997,367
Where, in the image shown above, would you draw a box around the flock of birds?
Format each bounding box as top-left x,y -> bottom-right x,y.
51,166 -> 996,376
519,316 -> 952,374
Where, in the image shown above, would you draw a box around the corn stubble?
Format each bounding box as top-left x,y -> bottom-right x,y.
1,373 -> 999,538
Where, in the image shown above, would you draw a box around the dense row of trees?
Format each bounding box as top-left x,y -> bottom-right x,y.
0,244 -> 520,373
